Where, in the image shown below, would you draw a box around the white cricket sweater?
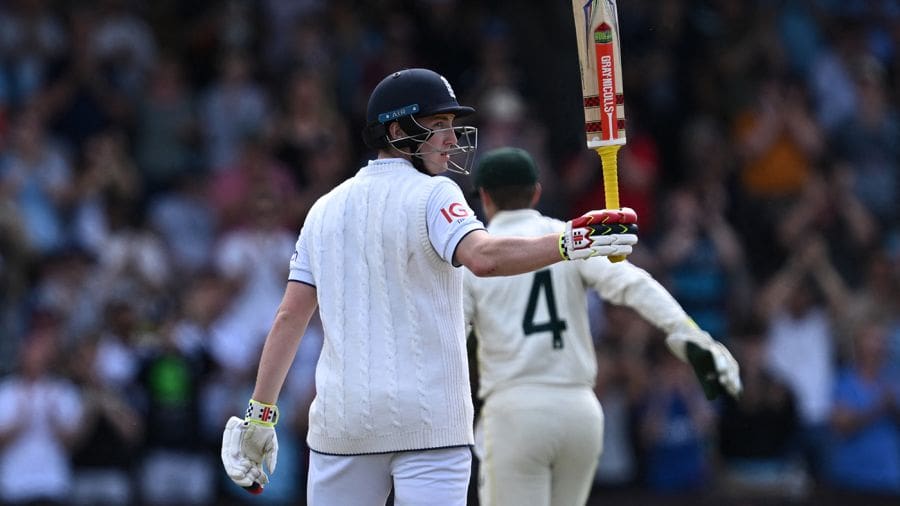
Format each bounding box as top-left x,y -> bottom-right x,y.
296,159 -> 477,455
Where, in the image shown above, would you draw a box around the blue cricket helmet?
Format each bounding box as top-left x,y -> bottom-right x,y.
362,68 -> 475,149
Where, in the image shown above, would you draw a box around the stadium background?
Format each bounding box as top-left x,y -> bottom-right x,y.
0,0 -> 899,505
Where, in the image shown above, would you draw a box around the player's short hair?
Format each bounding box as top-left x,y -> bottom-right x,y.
483,184 -> 537,211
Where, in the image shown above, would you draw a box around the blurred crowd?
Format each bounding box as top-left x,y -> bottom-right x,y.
0,0 -> 898,505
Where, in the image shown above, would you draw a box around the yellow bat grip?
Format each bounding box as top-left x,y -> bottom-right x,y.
595,145 -> 626,263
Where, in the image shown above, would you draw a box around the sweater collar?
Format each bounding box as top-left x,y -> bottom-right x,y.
359,158 -> 415,176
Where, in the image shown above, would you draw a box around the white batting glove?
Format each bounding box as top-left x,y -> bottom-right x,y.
666,323 -> 742,400
560,208 -> 638,260
221,400 -> 280,494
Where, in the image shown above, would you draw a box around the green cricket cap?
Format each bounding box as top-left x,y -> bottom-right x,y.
472,147 -> 539,190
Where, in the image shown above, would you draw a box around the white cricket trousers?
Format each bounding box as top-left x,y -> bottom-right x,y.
307,446 -> 471,505
476,384 -> 604,506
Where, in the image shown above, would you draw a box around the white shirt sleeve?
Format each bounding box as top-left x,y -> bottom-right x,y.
288,230 -> 314,285
579,258 -> 690,335
426,178 -> 485,265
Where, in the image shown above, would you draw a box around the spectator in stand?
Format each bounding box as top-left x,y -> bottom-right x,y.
458,17 -> 522,114
269,69 -> 348,171
90,195 -> 172,323
636,340 -> 716,496
28,247 -> 102,342
474,86 -> 546,163
836,247 -> 900,357
91,299 -> 148,396
827,56 -> 899,229
175,270 -> 239,452
732,69 -> 823,278
826,319 -> 900,502
268,68 -> 352,224
0,195 -> 31,365
591,320 -> 647,495
0,0 -> 68,109
39,5 -> 130,152
87,0 -> 158,99
0,105 -> 75,254
147,171 -> 218,277
0,313 -> 84,505
655,185 -> 752,341
208,134 -> 299,231
718,321 -> 809,502
70,129 -> 142,258
470,85 -> 559,216
807,18 -> 867,136
136,317 -> 217,506
776,162 -> 877,287
758,237 -> 848,482
672,114 -> 734,233
134,55 -> 199,195
258,0 -> 324,75
280,15 -> 335,83
199,50 -> 269,170
207,189 -> 296,377
69,333 -> 144,506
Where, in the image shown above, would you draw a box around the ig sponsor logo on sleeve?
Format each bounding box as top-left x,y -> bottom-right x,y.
440,202 -> 470,223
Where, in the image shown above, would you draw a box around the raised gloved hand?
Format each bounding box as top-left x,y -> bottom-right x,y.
665,321 -> 742,400
560,208 -> 638,260
221,400 -> 280,494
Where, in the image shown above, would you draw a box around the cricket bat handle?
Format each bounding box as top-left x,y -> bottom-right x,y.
595,145 -> 626,263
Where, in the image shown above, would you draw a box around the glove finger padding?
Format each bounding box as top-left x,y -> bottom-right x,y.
709,341 -> 742,398
222,416 -> 256,488
262,429 -> 278,475
583,208 -> 638,224
561,208 -> 639,260
591,242 -> 634,257
221,416 -> 278,491
590,232 -> 638,246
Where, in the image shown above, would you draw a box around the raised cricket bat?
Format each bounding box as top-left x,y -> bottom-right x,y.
571,0 -> 628,262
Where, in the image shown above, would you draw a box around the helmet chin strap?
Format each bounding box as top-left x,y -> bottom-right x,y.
387,117 -> 477,175
387,139 -> 432,175
389,139 -> 471,175
410,150 -> 430,174
385,116 -> 430,174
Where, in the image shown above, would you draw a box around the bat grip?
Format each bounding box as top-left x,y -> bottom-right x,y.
595,145 -> 626,263
596,146 -> 621,209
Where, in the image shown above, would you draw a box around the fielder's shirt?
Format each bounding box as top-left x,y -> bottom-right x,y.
464,209 -> 691,400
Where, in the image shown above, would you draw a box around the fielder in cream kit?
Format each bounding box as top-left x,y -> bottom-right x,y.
464,148 -> 742,506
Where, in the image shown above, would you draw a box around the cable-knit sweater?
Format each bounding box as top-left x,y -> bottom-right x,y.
294,159 -> 476,455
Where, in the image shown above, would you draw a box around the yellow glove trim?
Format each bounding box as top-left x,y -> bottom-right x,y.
558,233 -> 569,261
245,399 -> 279,427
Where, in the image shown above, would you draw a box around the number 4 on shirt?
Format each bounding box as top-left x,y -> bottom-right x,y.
523,270 -> 567,349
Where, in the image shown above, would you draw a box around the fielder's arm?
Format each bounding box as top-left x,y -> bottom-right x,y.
581,259 -> 742,400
